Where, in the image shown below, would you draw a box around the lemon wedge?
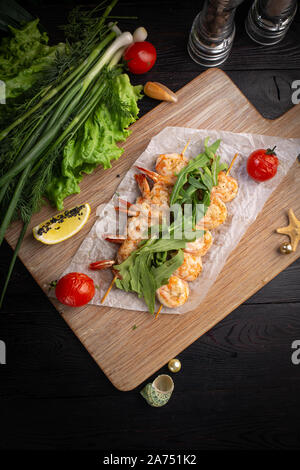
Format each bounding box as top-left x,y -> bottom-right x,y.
33,203 -> 91,245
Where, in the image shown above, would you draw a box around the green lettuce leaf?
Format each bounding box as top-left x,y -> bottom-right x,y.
151,250 -> 184,289
46,73 -> 143,210
0,19 -> 64,99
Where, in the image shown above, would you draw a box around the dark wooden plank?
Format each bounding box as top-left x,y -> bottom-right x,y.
134,69 -> 300,120
19,0 -> 300,72
1,0 -> 300,451
1,302 -> 300,450
16,0 -> 300,121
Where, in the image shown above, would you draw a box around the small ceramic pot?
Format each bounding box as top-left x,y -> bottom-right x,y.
140,374 -> 174,407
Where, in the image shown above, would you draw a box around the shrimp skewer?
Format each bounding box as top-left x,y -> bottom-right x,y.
155,140 -> 190,184
137,165 -> 237,231
211,171 -> 238,203
155,152 -> 189,184
174,252 -> 203,282
185,230 -> 213,256
156,275 -> 189,308
197,195 -> 227,230
114,172 -> 171,263
93,149 -> 239,313
106,228 -> 213,258
134,173 -> 171,218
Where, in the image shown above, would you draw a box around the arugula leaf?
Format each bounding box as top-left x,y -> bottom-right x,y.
216,155 -> 228,174
114,137 -> 227,314
211,155 -> 218,186
129,256 -> 141,295
212,155 -> 228,185
180,184 -> 197,204
114,235 -> 189,314
152,250 -> 184,288
139,237 -> 187,253
154,251 -> 168,267
170,153 -> 209,205
201,167 -> 214,191
204,137 -> 221,159
169,137 -> 227,230
140,254 -> 157,314
188,176 -> 207,190
116,253 -> 135,292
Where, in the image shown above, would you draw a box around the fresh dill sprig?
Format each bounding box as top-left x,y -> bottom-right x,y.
0,0 -> 138,305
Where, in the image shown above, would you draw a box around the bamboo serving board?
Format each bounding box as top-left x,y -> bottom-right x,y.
5,69 -> 300,391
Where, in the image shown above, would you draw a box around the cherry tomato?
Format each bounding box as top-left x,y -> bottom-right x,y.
55,272 -> 95,307
247,146 -> 279,182
124,41 -> 157,74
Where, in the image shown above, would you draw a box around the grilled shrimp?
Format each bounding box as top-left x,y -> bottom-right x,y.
99,147 -> 238,314
112,172 -> 171,263
197,195 -> 227,230
211,171 -> 238,203
185,230 -> 213,256
149,181 -> 172,207
134,173 -> 170,213
117,237 -> 141,263
155,153 -> 188,184
117,173 -> 171,259
174,252 -> 203,282
156,275 -> 189,308
126,214 -> 149,241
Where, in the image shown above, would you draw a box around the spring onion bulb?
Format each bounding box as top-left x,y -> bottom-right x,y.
108,21 -> 122,36
83,31 -> 133,87
133,26 -> 148,42
0,0 -> 145,306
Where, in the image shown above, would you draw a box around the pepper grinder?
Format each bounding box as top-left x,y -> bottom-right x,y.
245,0 -> 298,45
188,0 -> 245,67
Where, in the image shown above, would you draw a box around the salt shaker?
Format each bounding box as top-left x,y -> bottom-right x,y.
188,0 -> 245,67
245,0 -> 298,45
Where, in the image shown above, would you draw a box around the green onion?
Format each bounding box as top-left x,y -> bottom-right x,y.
0,0 -> 141,306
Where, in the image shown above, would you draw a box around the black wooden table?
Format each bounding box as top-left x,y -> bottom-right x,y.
1,0 -> 300,452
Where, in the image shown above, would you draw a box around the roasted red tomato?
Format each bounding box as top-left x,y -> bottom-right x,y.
55,272 -> 95,307
247,146 -> 279,182
124,41 -> 157,74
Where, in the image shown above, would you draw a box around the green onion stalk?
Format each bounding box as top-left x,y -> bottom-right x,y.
0,0 -> 119,142
0,0 -> 135,306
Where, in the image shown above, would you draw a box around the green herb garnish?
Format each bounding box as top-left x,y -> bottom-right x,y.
114,230 -> 193,314
113,138 -> 228,314
170,138 -> 227,228
0,1 -> 143,306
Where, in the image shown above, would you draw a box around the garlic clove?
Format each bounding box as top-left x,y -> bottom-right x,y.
144,82 -> 178,103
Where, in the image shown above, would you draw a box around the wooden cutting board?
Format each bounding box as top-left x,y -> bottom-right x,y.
5,69 -> 300,391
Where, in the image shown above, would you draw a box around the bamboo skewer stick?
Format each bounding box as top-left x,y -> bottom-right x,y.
100,148 -> 238,311
155,304 -> 163,319
101,274 -> 117,304
226,153 -> 239,176
181,139 -> 190,157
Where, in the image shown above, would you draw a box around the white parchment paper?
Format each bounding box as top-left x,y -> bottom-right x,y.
52,127 -> 300,314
